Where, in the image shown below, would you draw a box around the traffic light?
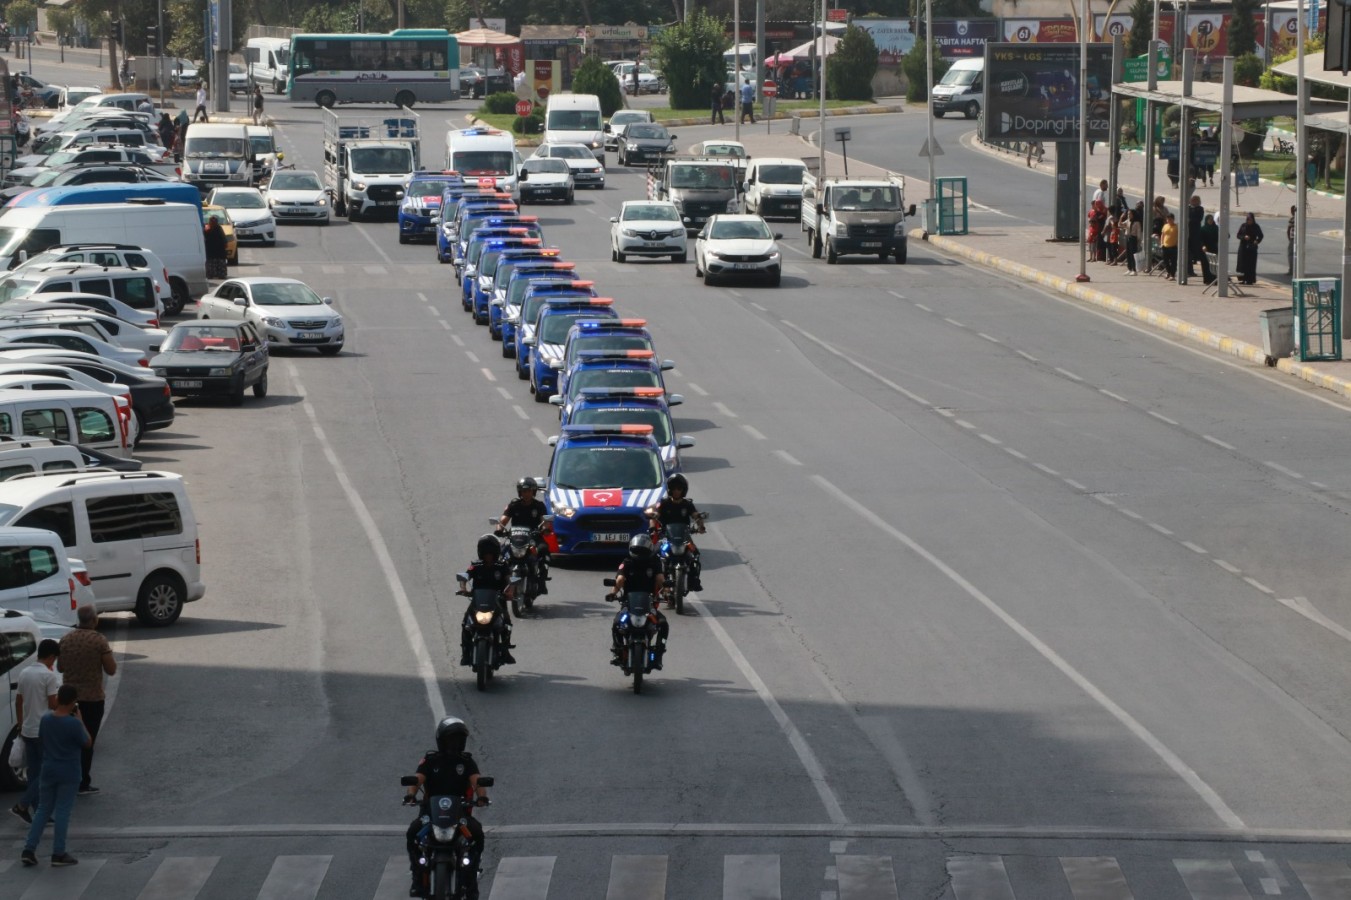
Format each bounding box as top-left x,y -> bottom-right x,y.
111,19 -> 123,45
146,26 -> 157,56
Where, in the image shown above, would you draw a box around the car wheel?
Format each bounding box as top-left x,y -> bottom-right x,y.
229,378 -> 246,405
517,362 -> 528,380
932,109 -> 945,118
879,251 -> 889,261
674,252 -> 687,263
169,279 -> 191,316
273,79 -> 285,95
810,230 -> 822,259
253,371 -> 268,398
826,239 -> 838,264
263,238 -> 276,247
895,243 -> 907,264
616,249 -> 626,263
566,190 -> 575,204
965,102 -> 980,120
316,90 -> 336,109
611,245 -> 617,262
769,271 -> 782,287
399,232 -> 409,244
135,571 -> 186,627
694,256 -> 703,277
501,341 -> 514,358
395,90 -> 416,108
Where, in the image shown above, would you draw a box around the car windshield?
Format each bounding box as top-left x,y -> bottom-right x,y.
671,166 -> 733,189
546,110 -> 602,130
30,169 -> 64,186
249,135 -> 276,155
702,144 -> 745,157
481,250 -> 506,277
623,204 -> 679,222
64,89 -> 99,106
759,164 -> 806,184
164,326 -> 242,352
570,335 -> 652,360
940,67 -> 980,86
709,218 -> 772,240
229,64 -> 245,75
610,112 -> 649,126
0,277 -> 39,305
249,283 -> 323,306
186,137 -> 245,158
571,369 -> 661,394
552,445 -> 662,490
204,208 -> 230,226
523,158 -> 568,174
627,125 -> 667,140
45,150 -> 85,167
834,186 -> 899,211
407,180 -> 449,198
349,147 -> 413,174
573,407 -> 671,443
540,312 -> 596,344
451,151 -> 513,175
549,146 -> 592,160
269,172 -> 322,191
213,191 -> 266,209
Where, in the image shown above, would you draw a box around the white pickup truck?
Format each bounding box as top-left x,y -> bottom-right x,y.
801,171 -> 916,264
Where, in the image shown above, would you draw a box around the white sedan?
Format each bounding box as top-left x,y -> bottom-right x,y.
518,157 -> 575,205
532,143 -> 605,189
197,277 -> 344,355
610,200 -> 687,263
263,169 -> 331,225
207,187 -> 277,245
694,214 -> 783,287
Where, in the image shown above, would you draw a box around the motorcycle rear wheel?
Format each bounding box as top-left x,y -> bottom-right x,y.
433,860 -> 451,899
631,642 -> 645,694
475,639 -> 489,692
674,565 -> 686,615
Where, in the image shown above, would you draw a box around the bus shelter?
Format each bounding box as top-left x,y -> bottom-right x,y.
1112,53 -> 1342,296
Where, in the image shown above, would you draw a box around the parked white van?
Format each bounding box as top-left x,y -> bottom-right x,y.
543,94 -> 605,162
182,123 -> 253,192
0,437 -> 86,480
0,202 -> 207,305
0,388 -> 131,458
931,57 -> 984,120
246,36 -> 292,95
0,471 -> 204,626
0,528 -> 83,630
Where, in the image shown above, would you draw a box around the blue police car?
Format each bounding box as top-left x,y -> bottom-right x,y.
436,191 -> 514,263
549,349 -> 673,420
462,235 -> 540,311
556,386 -> 693,474
473,244 -> 559,325
398,172 -> 461,244
555,319 -> 659,402
512,281 -> 599,379
491,257 -> 572,343
528,298 -> 618,403
544,424 -> 667,557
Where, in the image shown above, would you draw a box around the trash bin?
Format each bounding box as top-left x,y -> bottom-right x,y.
1259,307 -> 1295,366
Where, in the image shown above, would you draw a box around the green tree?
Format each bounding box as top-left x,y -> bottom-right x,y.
827,24 -> 877,101
6,0 -> 36,33
444,0 -> 471,31
1233,52 -> 1263,87
571,55 -> 624,117
901,38 -> 948,104
166,0 -> 203,59
1125,0 -> 1153,57
651,7 -> 725,111
47,8 -> 75,42
1229,0 -> 1258,57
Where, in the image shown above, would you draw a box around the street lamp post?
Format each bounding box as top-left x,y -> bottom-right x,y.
1077,0 -> 1090,282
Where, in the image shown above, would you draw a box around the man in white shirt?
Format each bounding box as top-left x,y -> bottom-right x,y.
194,82 -> 209,122
1091,179 -> 1108,206
10,639 -> 61,824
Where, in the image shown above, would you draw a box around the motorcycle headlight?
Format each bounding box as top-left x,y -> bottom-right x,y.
432,825 -> 456,842
473,610 -> 495,625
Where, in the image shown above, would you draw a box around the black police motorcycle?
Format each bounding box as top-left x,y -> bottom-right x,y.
655,511 -> 706,614
490,517 -> 545,616
458,585 -> 510,692
604,577 -> 659,694
401,774 -> 494,899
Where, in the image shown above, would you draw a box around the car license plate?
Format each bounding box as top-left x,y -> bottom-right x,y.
861,242 -> 882,248
173,380 -> 202,388
292,335 -> 326,343
376,200 -> 398,206
733,263 -> 759,270
643,241 -> 664,247
594,532 -> 630,543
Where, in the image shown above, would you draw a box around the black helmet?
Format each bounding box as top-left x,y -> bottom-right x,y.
517,476 -> 539,494
435,716 -> 469,756
628,533 -> 654,559
667,474 -> 688,494
476,534 -> 500,560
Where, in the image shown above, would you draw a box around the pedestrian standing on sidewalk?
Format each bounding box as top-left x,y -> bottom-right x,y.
1112,186 -> 1129,217
19,684 -> 89,868
1200,213 -> 1220,258
1151,196 -> 1169,236
252,85 -> 264,125
1237,212 -> 1263,285
1287,205 -> 1296,275
1092,179 -> 1108,206
10,639 -> 60,825
1125,208 -> 1142,275
739,80 -> 755,124
57,606 -> 115,796
1186,195 -> 1214,283
710,82 -> 725,125
1161,213 -> 1179,280
1104,212 -> 1120,265
193,81 -> 209,122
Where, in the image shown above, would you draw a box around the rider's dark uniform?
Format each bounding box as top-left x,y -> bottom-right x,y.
611,554 -> 669,663
460,558 -> 513,665
650,496 -> 703,590
405,750 -> 483,898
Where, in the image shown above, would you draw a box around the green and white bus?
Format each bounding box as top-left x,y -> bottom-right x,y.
287,29 -> 460,108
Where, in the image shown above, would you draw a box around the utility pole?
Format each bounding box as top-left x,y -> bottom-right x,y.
754,0 -> 765,103
926,0 -> 935,199
213,0 -> 231,114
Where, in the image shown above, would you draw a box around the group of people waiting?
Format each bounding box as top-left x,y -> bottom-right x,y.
1087,180 -> 1265,285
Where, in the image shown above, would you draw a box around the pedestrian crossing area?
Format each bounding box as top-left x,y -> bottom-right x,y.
2,850 -> 1350,899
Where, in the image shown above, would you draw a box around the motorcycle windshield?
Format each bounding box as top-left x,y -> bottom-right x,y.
509,527 -> 532,547
626,591 -> 653,619
427,794 -> 466,828
665,523 -> 690,545
471,588 -> 499,612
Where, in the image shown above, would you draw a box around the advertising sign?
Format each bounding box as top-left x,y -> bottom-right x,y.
853,19 -> 914,65
932,19 -> 999,58
1186,13 -> 1228,56
472,17 -> 507,32
529,59 -> 559,104
589,25 -> 646,41
981,42 -> 1112,143
1003,19 -> 1078,43
1095,14 -> 1133,40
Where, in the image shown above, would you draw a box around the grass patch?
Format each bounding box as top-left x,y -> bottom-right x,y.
1253,155 -> 1343,194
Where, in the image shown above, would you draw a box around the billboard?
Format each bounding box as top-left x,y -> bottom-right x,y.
1002,19 -> 1078,43
931,19 -> 999,58
854,19 -> 915,65
980,42 -> 1113,143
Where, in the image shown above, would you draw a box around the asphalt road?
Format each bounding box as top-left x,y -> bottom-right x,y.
3,73 -> 1351,899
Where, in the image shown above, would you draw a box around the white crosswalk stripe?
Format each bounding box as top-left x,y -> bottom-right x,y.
5,849 -> 1351,898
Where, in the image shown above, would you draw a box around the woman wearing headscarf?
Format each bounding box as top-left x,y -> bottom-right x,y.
1236,212 -> 1263,285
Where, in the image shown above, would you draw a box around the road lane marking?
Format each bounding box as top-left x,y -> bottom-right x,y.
1148,410 -> 1179,425
742,424 -> 767,440
1055,367 -> 1083,381
497,387 -> 513,400
466,351 -> 479,363
1203,435 -> 1235,450
532,427 -> 549,445
1264,461 -> 1303,479
482,367 -> 497,381
1183,542 -> 1208,554
810,473 -> 1246,830
713,401 -> 739,418
513,405 -> 530,420
774,450 -> 802,466
451,334 -> 465,346
686,382 -> 710,396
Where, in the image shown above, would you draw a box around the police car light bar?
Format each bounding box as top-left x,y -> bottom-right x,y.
560,424 -> 655,436
543,296 -> 613,306
575,349 -> 656,360
577,387 -> 666,399
578,318 -> 647,330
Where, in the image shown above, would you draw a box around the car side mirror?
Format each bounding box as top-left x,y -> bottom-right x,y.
609,216 -> 618,223
668,393 -> 684,406
773,233 -> 783,240
603,123 -> 611,132
518,169 -> 528,181
548,395 -> 562,406
547,435 -> 558,446
522,336 -> 535,346
677,436 -> 695,449
661,359 -> 674,371
322,297 -> 333,305
907,203 -> 917,217
233,297 -> 246,306
669,134 -> 677,140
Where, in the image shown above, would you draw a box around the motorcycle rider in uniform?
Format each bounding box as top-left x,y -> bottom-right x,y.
457,535 -> 516,667
403,717 -> 490,898
648,473 -> 705,594
495,476 -> 550,594
605,534 -> 669,668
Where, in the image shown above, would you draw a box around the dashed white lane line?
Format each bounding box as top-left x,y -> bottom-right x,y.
496,387 -> 513,400
774,449 -> 802,466
1149,522 -> 1174,536
1215,559 -> 1242,574
750,302 -> 767,311
742,424 -> 767,440
1203,435 -> 1235,450
1004,447 -> 1027,460
978,333 -> 1000,343
686,382 -> 710,396
1264,461 -> 1303,479
1244,577 -> 1274,595
1100,389 -> 1128,402
1034,463 -> 1059,476
417,292 -> 430,303
531,427 -> 549,445
915,303 -> 932,312
1094,495 -> 1116,507
481,367 -> 497,382
1064,479 -> 1087,491
887,290 -> 906,299
439,320 -> 450,330
1120,509 -> 1144,520
1183,542 -> 1208,554
512,405 -> 529,420
943,317 -> 965,328
427,306 -> 441,317
465,351 -> 480,363
1055,367 -> 1083,382
713,401 -> 739,418
450,334 -> 465,346
978,433 -> 1001,445
729,289 -> 743,297
1148,410 -> 1179,425
1017,350 -> 1038,362
954,419 -> 976,430
935,409 -> 956,418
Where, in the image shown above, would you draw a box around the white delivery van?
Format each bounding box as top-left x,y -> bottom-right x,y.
931,57 -> 984,120
182,122 -> 253,192
444,127 -> 520,199
0,471 -> 204,626
0,438 -> 86,480
0,388 -> 131,458
0,202 -> 207,304
543,94 -> 605,162
246,36 -> 292,95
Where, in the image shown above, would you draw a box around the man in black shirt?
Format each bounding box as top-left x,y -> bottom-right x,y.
403,717 -> 489,898
648,473 -> 705,593
458,536 -> 515,667
606,534 -> 669,668
496,476 -> 550,594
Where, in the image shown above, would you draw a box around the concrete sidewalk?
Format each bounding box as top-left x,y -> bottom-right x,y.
731,119 -> 1351,402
